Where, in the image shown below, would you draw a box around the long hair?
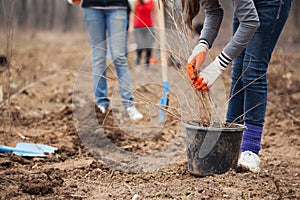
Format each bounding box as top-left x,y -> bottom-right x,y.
139,0 -> 144,5
161,0 -> 200,30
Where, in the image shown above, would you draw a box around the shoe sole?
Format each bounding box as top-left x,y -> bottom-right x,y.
237,164 -> 259,173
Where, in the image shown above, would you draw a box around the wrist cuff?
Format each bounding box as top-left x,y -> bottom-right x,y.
198,39 -> 209,50
217,51 -> 232,68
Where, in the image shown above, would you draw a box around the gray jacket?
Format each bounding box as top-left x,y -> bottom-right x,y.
200,0 -> 260,59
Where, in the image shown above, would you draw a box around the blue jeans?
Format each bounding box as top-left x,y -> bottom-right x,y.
84,8 -> 133,108
226,0 -> 291,126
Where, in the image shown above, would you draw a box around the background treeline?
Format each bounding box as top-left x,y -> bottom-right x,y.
0,0 -> 299,32
0,0 -> 85,31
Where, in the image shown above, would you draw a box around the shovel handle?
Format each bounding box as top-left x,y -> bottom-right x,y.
158,3 -> 168,82
0,145 -> 14,153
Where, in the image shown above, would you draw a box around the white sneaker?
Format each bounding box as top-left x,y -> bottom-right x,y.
238,151 -> 260,173
126,106 -> 143,120
97,105 -> 106,114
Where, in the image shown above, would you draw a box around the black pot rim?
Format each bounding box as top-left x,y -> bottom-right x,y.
183,121 -> 247,132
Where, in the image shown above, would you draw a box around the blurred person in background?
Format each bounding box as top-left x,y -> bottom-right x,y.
68,0 -> 143,120
130,0 -> 157,68
162,0 -> 291,173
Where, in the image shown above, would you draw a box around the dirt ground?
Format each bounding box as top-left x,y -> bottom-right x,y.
0,30 -> 299,200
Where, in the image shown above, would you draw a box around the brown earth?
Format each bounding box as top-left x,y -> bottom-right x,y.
0,31 -> 299,199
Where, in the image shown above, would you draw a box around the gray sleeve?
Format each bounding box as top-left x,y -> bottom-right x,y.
223,0 -> 260,59
199,0 -> 224,48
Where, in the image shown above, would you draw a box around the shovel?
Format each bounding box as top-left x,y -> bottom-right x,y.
0,142 -> 57,157
158,3 -> 169,122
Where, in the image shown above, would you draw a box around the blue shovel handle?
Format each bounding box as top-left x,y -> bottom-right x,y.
159,81 -> 170,122
0,145 -> 14,153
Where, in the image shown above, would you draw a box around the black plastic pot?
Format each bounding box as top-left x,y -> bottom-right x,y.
183,121 -> 246,176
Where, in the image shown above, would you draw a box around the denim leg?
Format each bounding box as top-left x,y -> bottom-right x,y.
243,0 -> 291,126
84,8 -> 110,108
226,13 -> 245,124
226,53 -> 245,124
107,9 -> 133,108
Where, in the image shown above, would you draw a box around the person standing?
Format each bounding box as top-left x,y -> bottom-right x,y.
162,0 -> 291,172
69,0 -> 143,120
131,0 -> 157,68
226,0 -> 290,173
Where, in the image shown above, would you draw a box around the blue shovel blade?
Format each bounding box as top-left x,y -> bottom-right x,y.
16,143 -> 57,154
0,143 -> 57,157
0,144 -> 47,157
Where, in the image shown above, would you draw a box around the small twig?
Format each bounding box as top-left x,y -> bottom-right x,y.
32,164 -> 38,169
17,132 -> 27,140
132,193 -> 139,200
110,169 -> 115,178
163,119 -> 180,128
124,182 -> 133,194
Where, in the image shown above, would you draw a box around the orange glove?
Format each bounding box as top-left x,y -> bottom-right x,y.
193,76 -> 209,92
193,57 -> 226,92
186,42 -> 208,84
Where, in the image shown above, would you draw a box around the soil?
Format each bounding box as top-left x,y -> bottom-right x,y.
0,31 -> 299,200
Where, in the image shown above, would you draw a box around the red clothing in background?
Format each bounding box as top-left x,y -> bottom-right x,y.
134,0 -> 154,28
